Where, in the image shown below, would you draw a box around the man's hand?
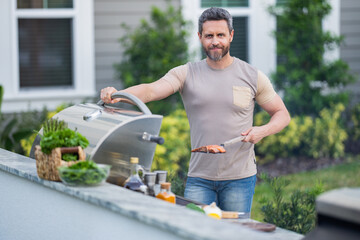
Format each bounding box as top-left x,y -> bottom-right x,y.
241,126 -> 267,144
241,94 -> 290,144
100,87 -> 121,104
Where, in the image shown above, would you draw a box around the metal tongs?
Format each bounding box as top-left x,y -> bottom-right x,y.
192,135 -> 246,154
220,135 -> 246,148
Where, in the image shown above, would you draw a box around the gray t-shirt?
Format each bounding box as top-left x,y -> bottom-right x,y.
162,57 -> 276,180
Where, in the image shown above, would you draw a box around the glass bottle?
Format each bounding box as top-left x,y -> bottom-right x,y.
124,157 -> 147,194
156,182 -> 176,204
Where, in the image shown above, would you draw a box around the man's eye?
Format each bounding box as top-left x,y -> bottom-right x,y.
206,35 -> 213,38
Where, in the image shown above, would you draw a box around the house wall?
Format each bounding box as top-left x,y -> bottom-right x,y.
94,0 -> 180,94
340,0 -> 360,104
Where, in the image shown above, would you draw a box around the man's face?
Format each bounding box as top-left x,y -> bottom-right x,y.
198,20 -> 234,62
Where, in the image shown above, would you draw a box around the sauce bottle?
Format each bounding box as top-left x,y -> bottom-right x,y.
156,182 -> 176,204
124,157 -> 147,194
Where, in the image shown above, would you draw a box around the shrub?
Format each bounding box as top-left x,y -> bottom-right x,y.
0,85 -> 3,113
0,89 -> 48,154
306,104 -> 347,158
255,104 -> 347,161
115,2 -> 191,115
349,103 -> 360,141
260,173 -> 324,234
254,112 -> 313,162
152,109 -> 190,195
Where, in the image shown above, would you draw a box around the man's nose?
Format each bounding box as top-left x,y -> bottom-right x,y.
211,36 -> 219,45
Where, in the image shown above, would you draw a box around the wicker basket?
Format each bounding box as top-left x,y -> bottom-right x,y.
35,145 -> 86,181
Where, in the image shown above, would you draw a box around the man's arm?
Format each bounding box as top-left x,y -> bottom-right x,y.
100,79 -> 174,104
242,94 -> 291,144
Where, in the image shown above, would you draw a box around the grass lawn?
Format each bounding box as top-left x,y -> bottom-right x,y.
251,156 -> 360,221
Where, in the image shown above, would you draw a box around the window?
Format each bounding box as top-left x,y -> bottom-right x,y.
18,18 -> 73,88
17,0 -> 74,89
276,0 -> 288,6
0,0 -> 94,113
17,0 -> 73,9
201,0 -> 249,8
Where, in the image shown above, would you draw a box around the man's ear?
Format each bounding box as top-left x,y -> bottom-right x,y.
229,29 -> 234,42
198,32 -> 202,40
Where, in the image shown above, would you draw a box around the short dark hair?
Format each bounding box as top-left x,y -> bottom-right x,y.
198,7 -> 233,35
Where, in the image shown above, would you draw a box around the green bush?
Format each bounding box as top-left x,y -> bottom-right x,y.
307,104 -> 347,158
350,103 -> 360,141
255,104 -> 347,161
152,109 -> 190,195
260,174 -> 324,234
0,85 -> 48,154
0,85 -> 3,113
115,2 -> 191,115
269,0 -> 355,116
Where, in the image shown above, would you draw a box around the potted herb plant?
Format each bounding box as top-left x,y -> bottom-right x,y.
35,118 -> 89,181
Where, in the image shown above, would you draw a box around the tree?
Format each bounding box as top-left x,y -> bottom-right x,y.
115,2 -> 191,115
269,0 -> 355,116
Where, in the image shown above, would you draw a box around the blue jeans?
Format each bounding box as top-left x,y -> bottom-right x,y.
184,175 -> 256,215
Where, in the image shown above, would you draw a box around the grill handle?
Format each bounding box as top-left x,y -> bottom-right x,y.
142,132 -> 165,145
97,91 -> 152,115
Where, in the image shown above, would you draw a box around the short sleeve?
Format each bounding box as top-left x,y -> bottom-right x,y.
161,64 -> 188,93
255,70 -> 276,105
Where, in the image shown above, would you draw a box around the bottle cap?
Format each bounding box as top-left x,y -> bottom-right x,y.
160,182 -> 171,190
130,157 -> 139,164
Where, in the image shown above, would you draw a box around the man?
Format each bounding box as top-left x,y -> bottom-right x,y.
101,7 -> 290,215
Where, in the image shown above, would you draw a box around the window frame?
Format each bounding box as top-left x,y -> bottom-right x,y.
3,0 -> 94,112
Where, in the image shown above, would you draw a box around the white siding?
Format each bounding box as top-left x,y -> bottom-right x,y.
340,0 -> 360,102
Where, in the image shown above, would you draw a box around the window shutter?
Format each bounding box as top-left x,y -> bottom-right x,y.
231,17 -> 248,62
201,0 -> 249,8
18,18 -> 73,88
276,0 -> 289,6
17,0 -> 73,9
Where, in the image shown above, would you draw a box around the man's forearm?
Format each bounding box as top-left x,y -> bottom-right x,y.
122,84 -> 152,103
263,109 -> 291,137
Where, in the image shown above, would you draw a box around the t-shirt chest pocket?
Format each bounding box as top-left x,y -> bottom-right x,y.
233,86 -> 252,108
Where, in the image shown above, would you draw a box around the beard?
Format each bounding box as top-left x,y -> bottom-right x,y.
204,44 -> 230,61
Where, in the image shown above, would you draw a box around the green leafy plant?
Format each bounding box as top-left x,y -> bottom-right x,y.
38,118 -> 89,161
255,103 -> 347,162
350,103 -> 360,141
58,161 -> 110,185
0,85 -> 3,113
259,173 -> 324,234
21,103 -> 71,156
0,86 -> 37,153
306,103 -> 347,158
186,203 -> 205,214
0,118 -> 33,153
269,0 -> 355,116
115,1 -> 191,115
42,118 -> 67,135
152,109 -> 190,196
40,128 -> 89,155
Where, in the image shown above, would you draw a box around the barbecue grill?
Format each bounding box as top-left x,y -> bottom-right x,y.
30,92 -> 164,186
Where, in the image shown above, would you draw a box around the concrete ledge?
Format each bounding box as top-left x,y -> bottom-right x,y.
0,148 -> 303,240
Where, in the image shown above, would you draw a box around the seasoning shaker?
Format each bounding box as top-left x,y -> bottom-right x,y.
153,170 -> 167,196
143,172 -> 157,196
